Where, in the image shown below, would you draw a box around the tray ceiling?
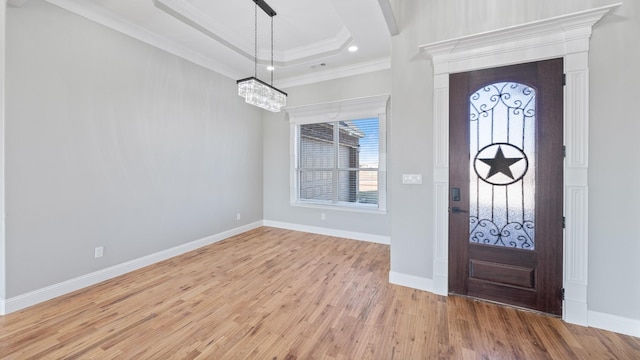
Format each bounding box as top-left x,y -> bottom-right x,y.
41,0 -> 396,88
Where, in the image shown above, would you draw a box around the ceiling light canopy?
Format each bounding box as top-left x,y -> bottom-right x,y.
237,0 -> 287,112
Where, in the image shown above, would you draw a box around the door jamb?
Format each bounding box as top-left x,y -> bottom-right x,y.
420,4 -> 620,326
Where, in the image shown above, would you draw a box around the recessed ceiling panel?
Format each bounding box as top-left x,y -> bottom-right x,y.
45,0 -> 393,87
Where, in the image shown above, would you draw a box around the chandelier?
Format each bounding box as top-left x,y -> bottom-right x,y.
237,0 -> 287,112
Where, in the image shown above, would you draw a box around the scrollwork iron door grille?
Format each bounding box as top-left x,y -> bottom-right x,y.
469,82 -> 536,250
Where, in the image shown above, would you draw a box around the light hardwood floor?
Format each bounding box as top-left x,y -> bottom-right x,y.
1,227 -> 638,359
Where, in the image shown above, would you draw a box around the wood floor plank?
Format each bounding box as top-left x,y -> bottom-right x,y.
1,227 -> 638,359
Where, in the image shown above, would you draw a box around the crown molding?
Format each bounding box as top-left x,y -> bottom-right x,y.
155,0 -> 353,67
377,0 -> 399,36
45,0 -> 388,86
277,57 -> 391,89
153,0 -> 253,60
276,28 -> 352,66
46,0 -> 242,79
421,3 -> 621,74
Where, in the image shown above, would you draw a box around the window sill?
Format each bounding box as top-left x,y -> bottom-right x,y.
291,201 -> 387,215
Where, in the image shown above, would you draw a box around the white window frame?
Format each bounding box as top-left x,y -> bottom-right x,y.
287,94 -> 389,213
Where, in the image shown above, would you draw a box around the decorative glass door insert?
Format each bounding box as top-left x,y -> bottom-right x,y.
469,82 -> 536,250
449,59 -> 564,315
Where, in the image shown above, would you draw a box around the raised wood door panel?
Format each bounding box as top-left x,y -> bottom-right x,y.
449,59 -> 564,315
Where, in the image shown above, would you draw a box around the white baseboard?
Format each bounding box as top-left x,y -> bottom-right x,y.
388,271 -> 434,292
1,221 -> 262,315
3,221 -> 639,340
263,220 -> 390,245
389,273 -> 640,338
588,310 -> 640,338
564,298 -> 589,327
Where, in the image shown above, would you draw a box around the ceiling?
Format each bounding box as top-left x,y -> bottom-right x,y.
36,0 -> 398,89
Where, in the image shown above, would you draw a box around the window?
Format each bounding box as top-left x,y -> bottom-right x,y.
298,118 -> 379,206
287,95 -> 388,212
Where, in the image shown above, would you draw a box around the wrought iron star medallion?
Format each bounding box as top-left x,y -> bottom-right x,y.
474,143 -> 528,186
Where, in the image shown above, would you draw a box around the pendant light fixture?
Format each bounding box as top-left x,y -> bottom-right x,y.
237,0 -> 287,112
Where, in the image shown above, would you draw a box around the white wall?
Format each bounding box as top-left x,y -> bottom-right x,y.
4,1 -> 263,298
389,0 -> 639,325
263,70 -> 391,238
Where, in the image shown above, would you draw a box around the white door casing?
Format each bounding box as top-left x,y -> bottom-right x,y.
420,3 -> 621,326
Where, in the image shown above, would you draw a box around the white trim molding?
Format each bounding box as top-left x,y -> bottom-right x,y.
263,220 -> 390,245
154,0 -> 354,67
389,271 -> 433,292
44,0 -> 389,88
286,94 -> 390,213
277,58 -> 391,89
377,0 -> 399,36
286,94 -> 390,125
588,310 -> 640,338
2,219 -> 389,315
420,3 -> 620,329
1,221 -> 263,315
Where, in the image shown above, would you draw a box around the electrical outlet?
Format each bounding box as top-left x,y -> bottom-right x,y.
236,213 -> 241,220
321,213 -> 326,221
94,246 -> 104,259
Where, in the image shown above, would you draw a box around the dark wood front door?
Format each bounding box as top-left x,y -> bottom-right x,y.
448,59 -> 564,315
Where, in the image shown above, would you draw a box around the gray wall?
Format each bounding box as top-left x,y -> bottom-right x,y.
263,70 -> 391,237
5,1 -> 264,297
389,0 -> 639,321
588,0 -> 640,320
388,1 -> 433,279
0,2 -> 6,302
3,0 -> 638,326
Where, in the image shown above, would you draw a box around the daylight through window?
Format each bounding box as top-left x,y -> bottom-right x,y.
298,119 -> 379,207
288,95 -> 388,212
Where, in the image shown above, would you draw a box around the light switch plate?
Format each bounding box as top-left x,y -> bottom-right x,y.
402,174 -> 422,185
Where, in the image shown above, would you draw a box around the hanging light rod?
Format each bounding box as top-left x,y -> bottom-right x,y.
237,0 -> 287,112
253,0 -> 276,17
